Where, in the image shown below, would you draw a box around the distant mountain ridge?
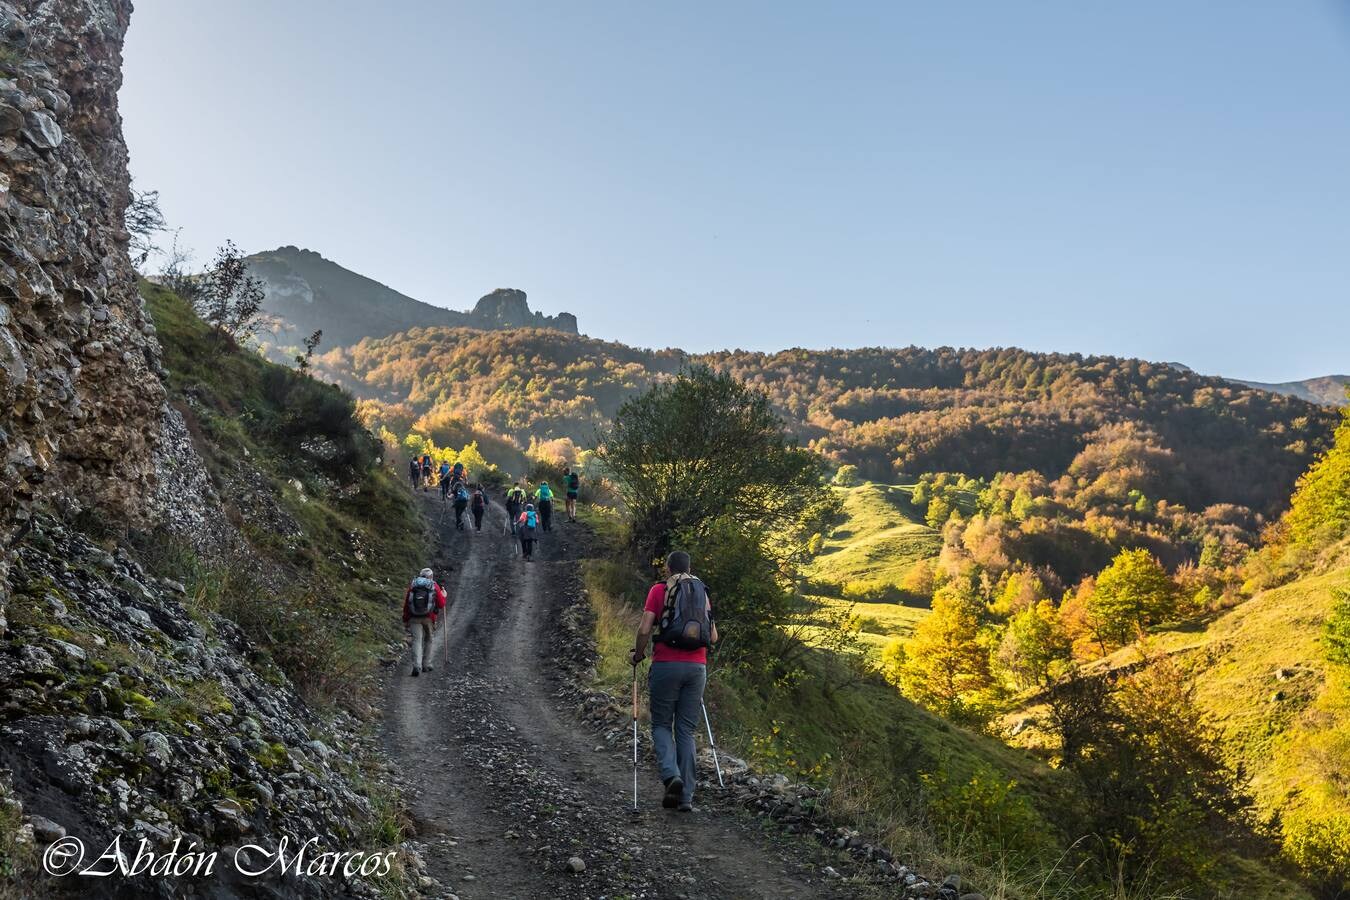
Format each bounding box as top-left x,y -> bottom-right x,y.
247,246 -> 577,353
1232,374 -> 1349,407
1165,363 -> 1347,407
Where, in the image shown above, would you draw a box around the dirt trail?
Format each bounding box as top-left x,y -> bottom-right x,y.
383,491 -> 866,899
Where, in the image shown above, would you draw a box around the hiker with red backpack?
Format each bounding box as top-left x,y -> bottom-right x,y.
403,567 -> 448,677
517,502 -> 540,561
470,484 -> 489,531
629,551 -> 718,812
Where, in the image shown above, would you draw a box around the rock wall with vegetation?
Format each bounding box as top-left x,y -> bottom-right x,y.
0,280 -> 428,897
0,0 -> 164,564
0,6 -> 431,894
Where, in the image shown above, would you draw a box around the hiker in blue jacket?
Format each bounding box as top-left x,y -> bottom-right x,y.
535,481 -> 554,532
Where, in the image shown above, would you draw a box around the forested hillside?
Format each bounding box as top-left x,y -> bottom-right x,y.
318,327 -> 1334,518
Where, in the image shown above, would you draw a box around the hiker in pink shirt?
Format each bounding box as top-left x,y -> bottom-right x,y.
630,551 -> 719,811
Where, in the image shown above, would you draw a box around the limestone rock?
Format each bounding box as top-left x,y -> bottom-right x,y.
0,0 -> 166,599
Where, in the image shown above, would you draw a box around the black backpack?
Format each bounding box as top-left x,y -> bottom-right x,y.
567,472 -> 579,490
657,575 -> 712,650
408,578 -> 436,617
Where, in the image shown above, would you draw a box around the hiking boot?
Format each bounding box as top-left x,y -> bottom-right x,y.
678,802 -> 693,813
410,667 -> 420,677
422,664 -> 433,672
662,776 -> 683,809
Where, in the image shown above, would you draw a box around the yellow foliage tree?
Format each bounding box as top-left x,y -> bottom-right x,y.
1285,405 -> 1350,549
901,582 -> 997,723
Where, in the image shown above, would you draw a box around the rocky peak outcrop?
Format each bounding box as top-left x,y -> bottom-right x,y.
0,0 -> 164,577
471,287 -> 578,333
471,287 -> 531,326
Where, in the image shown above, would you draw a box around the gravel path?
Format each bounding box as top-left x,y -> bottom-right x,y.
382,492 -> 870,899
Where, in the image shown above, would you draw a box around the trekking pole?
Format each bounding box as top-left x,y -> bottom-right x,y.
701,703 -> 725,788
631,663 -> 640,813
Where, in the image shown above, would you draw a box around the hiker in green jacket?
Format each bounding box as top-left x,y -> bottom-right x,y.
563,467 -> 580,523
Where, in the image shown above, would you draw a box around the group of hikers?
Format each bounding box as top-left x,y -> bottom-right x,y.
407,453 -> 583,559
400,528 -> 717,813
503,468 -> 578,558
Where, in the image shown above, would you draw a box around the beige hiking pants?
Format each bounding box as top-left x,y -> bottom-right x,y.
408,616 -> 434,669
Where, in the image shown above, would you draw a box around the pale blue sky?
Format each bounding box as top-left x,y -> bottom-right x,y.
121,2 -> 1349,381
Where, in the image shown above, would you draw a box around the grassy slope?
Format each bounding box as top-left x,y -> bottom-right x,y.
1000,565 -> 1350,899
1087,564 -> 1350,826
804,482 -> 942,651
143,280 -> 426,707
808,482 -> 942,591
587,482 -> 1320,897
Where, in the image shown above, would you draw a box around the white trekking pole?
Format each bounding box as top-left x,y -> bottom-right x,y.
702,703 -> 725,788
631,664 -> 640,813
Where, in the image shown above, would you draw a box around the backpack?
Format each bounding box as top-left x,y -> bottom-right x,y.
456,486 -> 469,502
524,509 -> 537,531
471,490 -> 485,510
567,472 -> 579,490
409,460 -> 419,475
538,484 -> 552,501
656,575 -> 712,650
408,577 -> 436,617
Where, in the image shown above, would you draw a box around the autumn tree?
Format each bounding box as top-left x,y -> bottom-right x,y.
996,600 -> 1073,690
596,365 -> 833,563
901,582 -> 998,723
1069,651 -> 1247,888
833,464 -> 860,486
1085,548 -> 1175,650
925,495 -> 954,529
1285,405 -> 1350,549
1324,589 -> 1350,667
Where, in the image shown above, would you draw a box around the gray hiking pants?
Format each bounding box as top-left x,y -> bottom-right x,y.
649,661 -> 706,804
408,616 -> 434,670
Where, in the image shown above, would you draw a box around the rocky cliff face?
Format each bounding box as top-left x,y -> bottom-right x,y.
0,7 -> 433,897
0,0 -> 164,572
471,288 -> 578,333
